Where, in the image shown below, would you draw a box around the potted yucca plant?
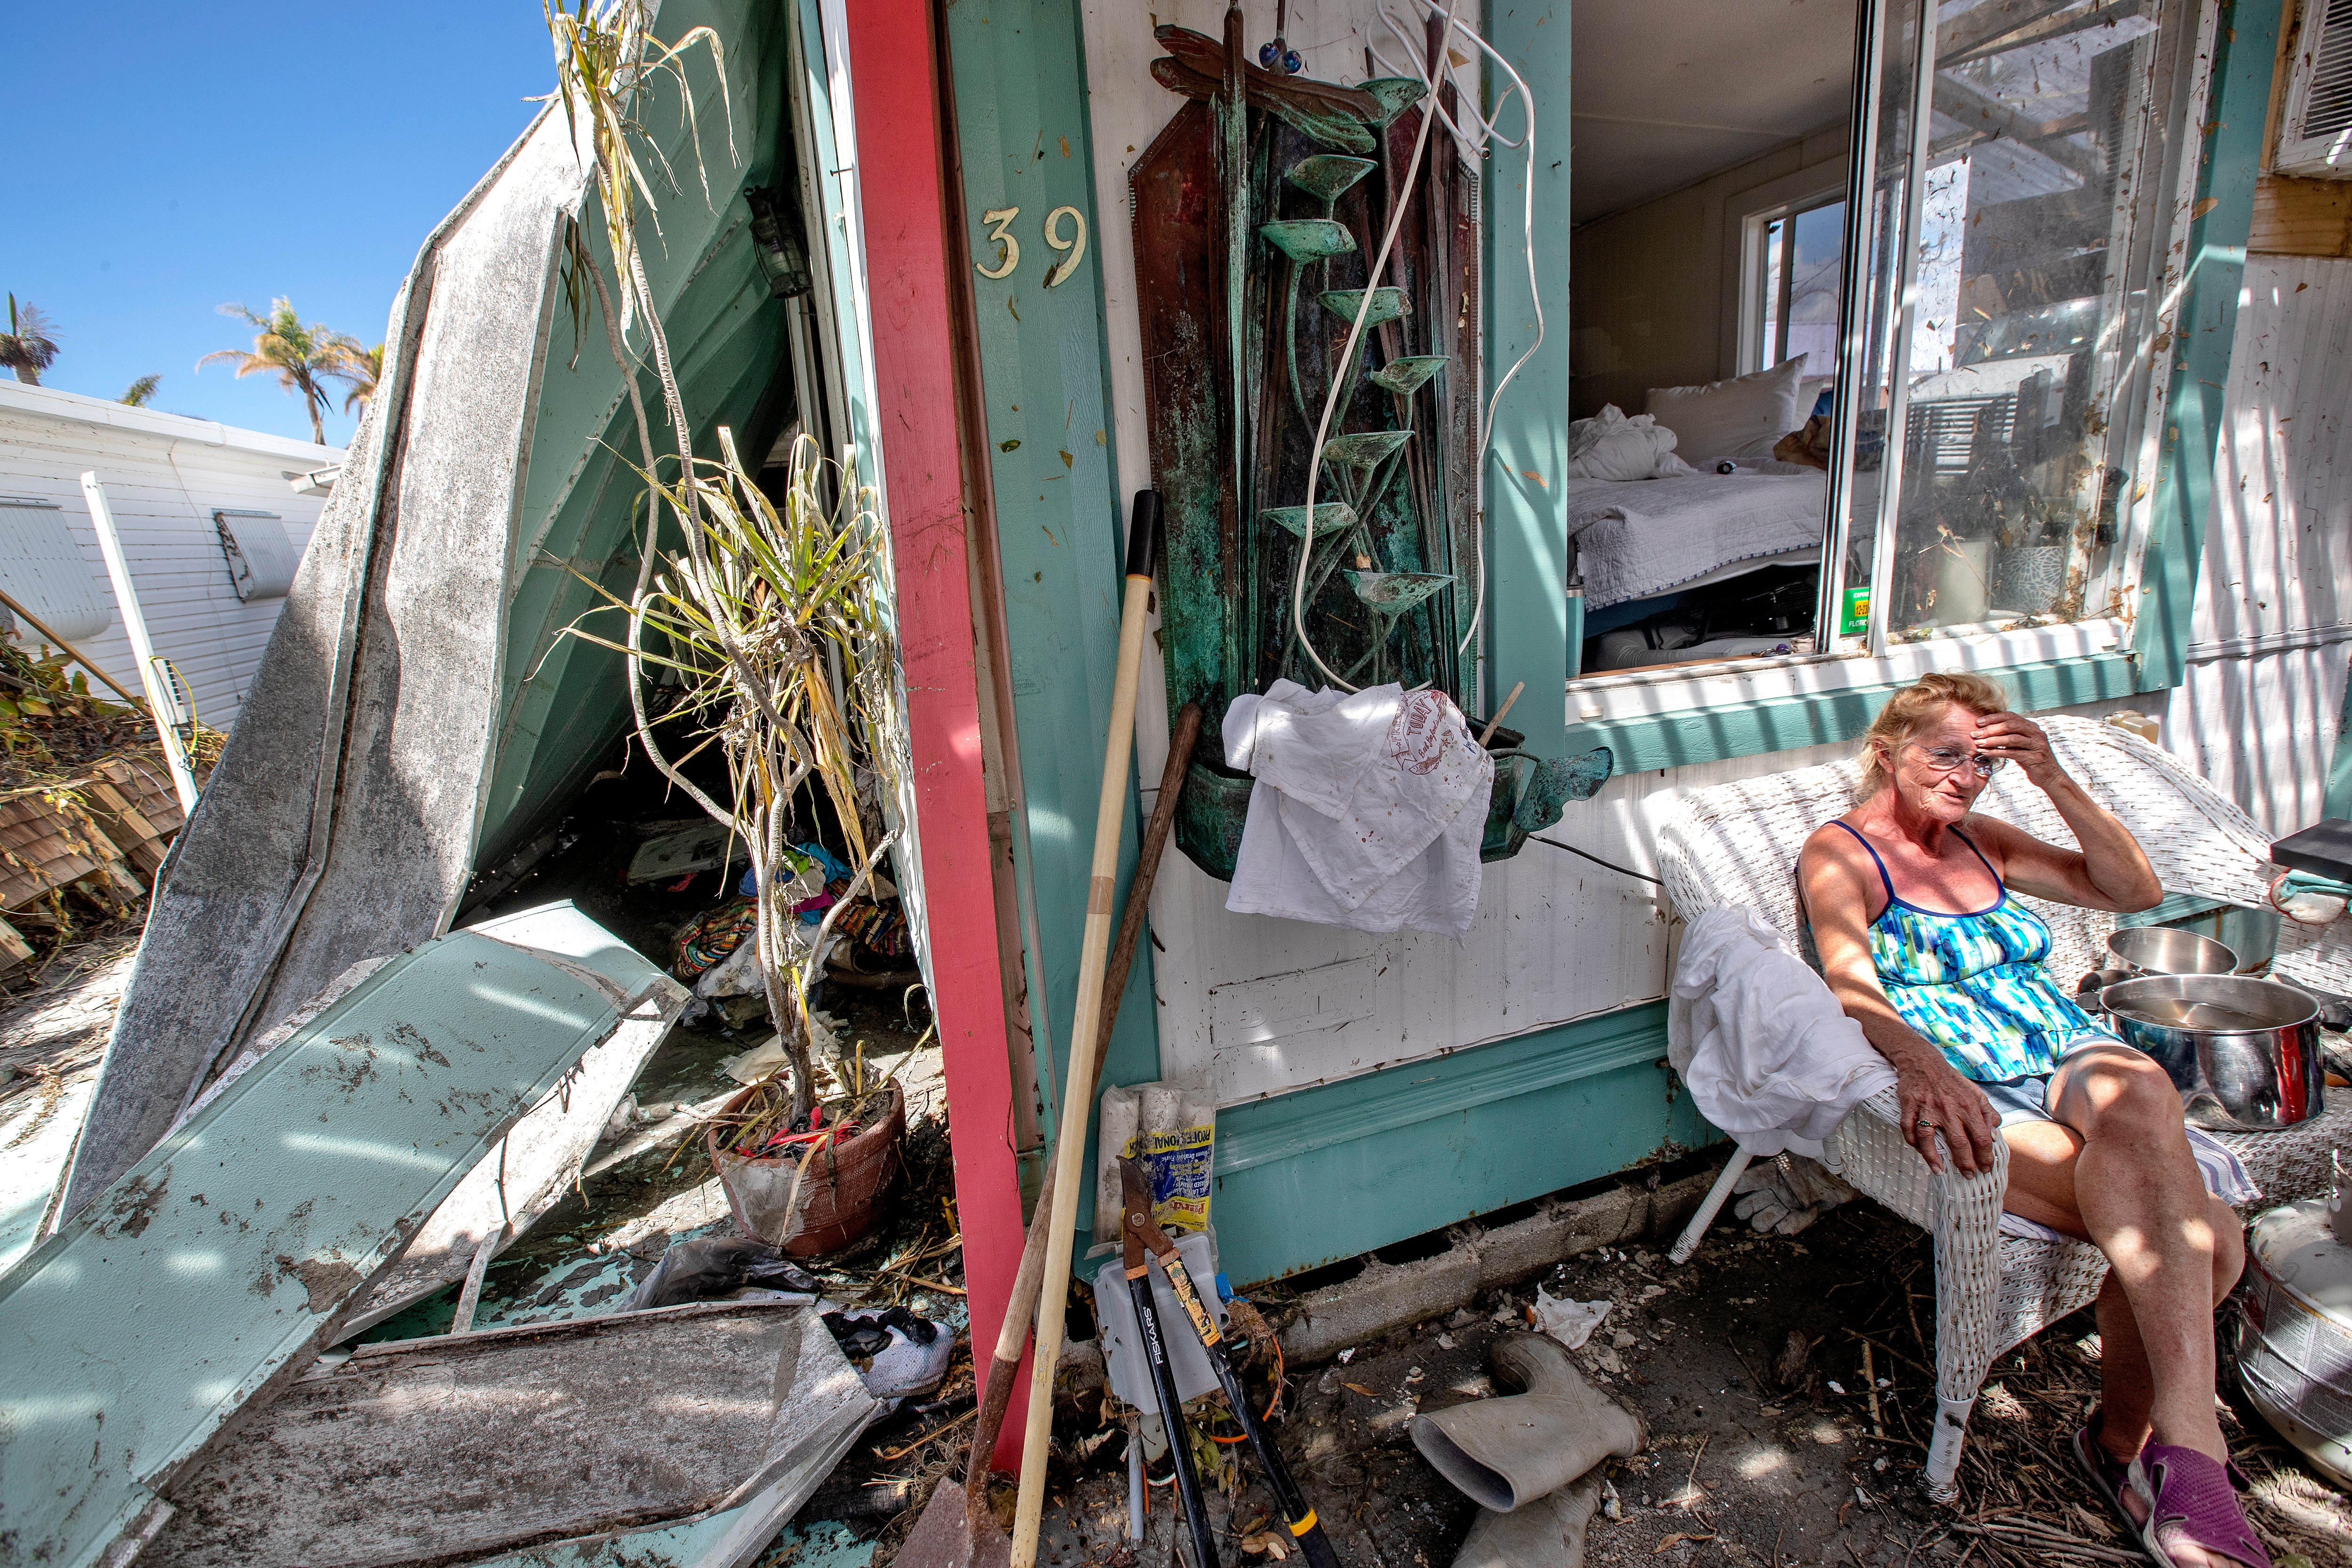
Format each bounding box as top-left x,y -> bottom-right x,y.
545,0 -> 909,1240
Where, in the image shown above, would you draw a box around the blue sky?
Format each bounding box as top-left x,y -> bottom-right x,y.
5,5 -> 556,450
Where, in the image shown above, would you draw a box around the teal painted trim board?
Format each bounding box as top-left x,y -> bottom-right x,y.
1568,650 -> 2144,774
2132,0 -> 2280,694
1209,1003 -> 1717,1287
1480,0 -> 1573,756
938,0 -> 1160,1169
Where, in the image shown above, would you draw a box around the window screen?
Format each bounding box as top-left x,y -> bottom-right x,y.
0,496 -> 112,642
213,509 -> 301,602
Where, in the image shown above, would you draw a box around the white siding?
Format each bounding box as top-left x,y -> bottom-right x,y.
0,384 -> 342,730
2163,253 -> 2352,835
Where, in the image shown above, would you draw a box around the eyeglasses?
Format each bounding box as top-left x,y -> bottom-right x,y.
1907,743 -> 2004,780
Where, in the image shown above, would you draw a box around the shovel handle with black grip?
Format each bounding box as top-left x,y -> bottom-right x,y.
1121,1160 -> 1340,1568
1128,1257 -> 1221,1568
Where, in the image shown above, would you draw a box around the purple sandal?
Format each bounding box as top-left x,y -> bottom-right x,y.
2128,1444 -> 2273,1568
2071,1408 -> 2137,1533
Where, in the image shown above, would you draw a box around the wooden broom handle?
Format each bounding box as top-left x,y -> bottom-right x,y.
1008,495 -> 1161,1568
967,700 -> 1201,1533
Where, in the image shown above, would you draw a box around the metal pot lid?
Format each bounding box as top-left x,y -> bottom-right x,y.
2109,923 -> 2237,976
2101,972 -> 2319,1031
2248,1199 -> 2352,1328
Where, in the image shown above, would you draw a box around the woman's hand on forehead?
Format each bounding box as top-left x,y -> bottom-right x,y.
1971,711 -> 2059,781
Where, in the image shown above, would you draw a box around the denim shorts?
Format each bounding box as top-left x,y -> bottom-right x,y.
1979,1073 -> 2058,1129
1973,1033 -> 2134,1128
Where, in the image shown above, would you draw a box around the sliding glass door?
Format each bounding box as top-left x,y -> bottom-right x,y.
1825,0 -> 2182,654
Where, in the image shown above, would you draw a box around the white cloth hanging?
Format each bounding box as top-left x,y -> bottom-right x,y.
1222,680 -> 1492,938
1667,904 -> 1898,1158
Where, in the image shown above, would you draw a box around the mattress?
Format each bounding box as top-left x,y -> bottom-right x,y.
1560,470 -> 1829,610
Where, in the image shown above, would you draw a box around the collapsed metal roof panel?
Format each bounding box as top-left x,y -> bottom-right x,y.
0,902 -> 673,1568
63,0 -> 798,1219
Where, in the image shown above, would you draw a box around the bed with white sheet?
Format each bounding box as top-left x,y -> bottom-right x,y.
1561,467 -> 1828,612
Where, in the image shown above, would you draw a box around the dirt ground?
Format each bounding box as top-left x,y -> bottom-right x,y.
947,1196 -> 2352,1568
8,919 -> 2347,1568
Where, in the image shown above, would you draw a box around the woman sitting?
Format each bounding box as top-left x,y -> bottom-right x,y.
1798,672 -> 2268,1568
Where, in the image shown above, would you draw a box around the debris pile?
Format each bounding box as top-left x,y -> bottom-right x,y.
0,636 -> 216,982
971,1201 -> 2349,1568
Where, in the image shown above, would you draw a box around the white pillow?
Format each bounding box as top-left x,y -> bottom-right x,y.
1564,405 -> 1693,481
1646,357 -> 1809,465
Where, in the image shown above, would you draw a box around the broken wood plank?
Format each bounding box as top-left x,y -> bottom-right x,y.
146,1302 -> 878,1568
80,770 -> 170,876
0,914 -> 31,965
2249,174 -> 2352,258
0,791 -> 118,910
0,902 -> 678,1568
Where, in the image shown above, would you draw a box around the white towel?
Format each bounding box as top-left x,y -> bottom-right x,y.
1223,680 -> 1492,938
1668,904 -> 1899,1158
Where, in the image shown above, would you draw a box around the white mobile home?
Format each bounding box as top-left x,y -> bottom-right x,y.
0,380 -> 342,729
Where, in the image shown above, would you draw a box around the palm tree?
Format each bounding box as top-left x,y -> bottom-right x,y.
333,341 -> 383,415
0,296 -> 59,385
120,375 -> 161,407
198,299 -> 358,445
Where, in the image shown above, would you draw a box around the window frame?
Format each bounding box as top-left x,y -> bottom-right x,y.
1561,0 -> 2249,771
1738,187 -> 1851,378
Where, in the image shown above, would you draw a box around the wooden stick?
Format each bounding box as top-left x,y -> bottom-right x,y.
1478,680 -> 1525,747
965,700 -> 1202,1539
1008,495 -> 1161,1568
0,585 -> 148,710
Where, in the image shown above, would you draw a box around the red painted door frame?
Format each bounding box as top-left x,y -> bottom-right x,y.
843,0 -> 1033,1475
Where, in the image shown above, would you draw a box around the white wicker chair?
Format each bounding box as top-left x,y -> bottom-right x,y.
1653,714 -> 2352,1500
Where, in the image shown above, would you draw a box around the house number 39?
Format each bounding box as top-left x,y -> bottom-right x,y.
974,205 -> 1088,287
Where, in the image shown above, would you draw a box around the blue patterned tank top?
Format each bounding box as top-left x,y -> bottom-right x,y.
1827,820 -> 2111,1082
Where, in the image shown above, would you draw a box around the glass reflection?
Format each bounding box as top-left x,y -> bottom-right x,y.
1876,0 -> 2164,639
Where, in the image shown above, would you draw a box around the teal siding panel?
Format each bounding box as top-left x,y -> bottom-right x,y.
940,0 -> 1159,1171
1566,652 -> 2144,774
2131,0 -> 2282,693
1481,0 -> 1573,755
479,0 -> 798,865
1208,1003 -> 1715,1286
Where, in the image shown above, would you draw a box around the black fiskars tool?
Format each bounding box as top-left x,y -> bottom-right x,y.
1121,1157 -> 1221,1568
1120,1158 -> 1340,1568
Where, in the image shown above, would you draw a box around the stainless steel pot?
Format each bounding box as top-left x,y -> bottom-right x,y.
2101,973 -> 2327,1131
2108,924 -> 2238,979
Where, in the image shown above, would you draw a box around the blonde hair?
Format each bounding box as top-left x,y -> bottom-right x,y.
1857,672 -> 2010,797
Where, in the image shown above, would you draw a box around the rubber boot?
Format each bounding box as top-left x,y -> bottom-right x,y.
1452,1472 -> 1603,1568
1411,1333 -> 1646,1512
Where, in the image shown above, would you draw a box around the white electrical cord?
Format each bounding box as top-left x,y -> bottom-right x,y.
1287,0 -> 1545,690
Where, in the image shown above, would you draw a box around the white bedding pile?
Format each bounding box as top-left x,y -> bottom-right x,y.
1564,405 -> 1691,480
1564,469 -> 1827,609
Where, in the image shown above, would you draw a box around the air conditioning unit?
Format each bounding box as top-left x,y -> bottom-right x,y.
2277,0 -> 2352,178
